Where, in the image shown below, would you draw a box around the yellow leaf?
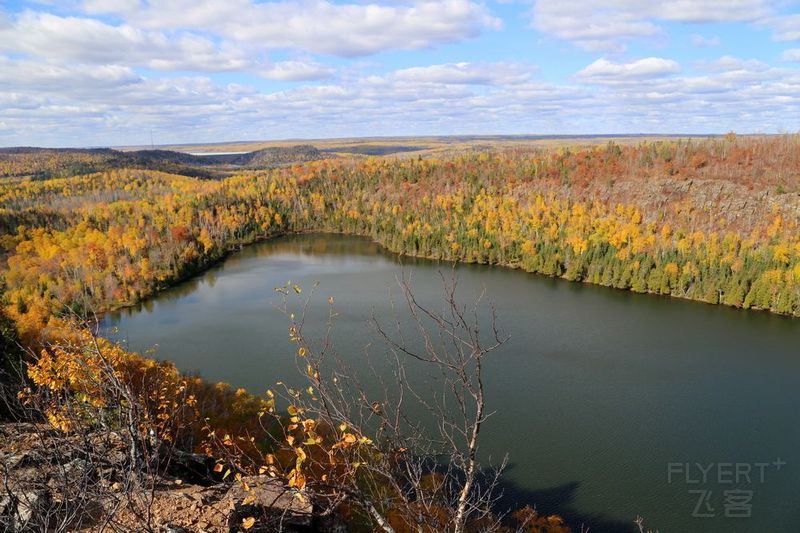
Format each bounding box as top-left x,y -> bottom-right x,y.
296,447 -> 307,462
242,517 -> 256,529
288,469 -> 306,489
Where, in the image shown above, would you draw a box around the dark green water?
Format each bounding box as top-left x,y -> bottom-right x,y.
104,234 -> 800,533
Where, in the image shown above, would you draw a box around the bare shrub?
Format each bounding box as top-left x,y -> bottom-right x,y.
207,273 -> 515,532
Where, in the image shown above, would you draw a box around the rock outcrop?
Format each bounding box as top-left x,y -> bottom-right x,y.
0,423 -> 321,532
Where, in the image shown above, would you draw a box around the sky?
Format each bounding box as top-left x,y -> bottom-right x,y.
0,0 -> 799,147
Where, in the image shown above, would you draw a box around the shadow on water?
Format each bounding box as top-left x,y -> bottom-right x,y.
492,467 -> 639,533
428,460 -> 637,532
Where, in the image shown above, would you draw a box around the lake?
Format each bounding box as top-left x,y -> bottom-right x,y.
104,234 -> 800,533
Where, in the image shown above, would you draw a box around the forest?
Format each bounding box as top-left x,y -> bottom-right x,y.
3,134 -> 800,334
1,134 -> 799,531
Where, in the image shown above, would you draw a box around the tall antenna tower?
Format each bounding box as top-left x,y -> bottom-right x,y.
150,129 -> 155,149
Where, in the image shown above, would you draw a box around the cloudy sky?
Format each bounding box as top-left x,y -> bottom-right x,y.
1,0 -> 799,147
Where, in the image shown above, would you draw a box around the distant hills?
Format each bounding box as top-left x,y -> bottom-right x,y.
229,144 -> 323,166
2,135 -> 734,181
0,145 -> 325,180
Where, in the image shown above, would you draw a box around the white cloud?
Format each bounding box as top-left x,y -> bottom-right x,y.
83,0 -> 141,14
692,34 -> 721,47
0,55 -> 141,91
576,58 -> 681,83
649,0 -> 771,23
1,3 -> 799,146
392,62 -> 534,85
697,55 -> 770,72
782,49 -> 800,62
532,1 -> 658,52
259,61 -> 335,81
82,0 -> 502,57
3,54 -> 798,148
0,11 -> 252,71
532,0 -> 772,51
768,13 -> 800,41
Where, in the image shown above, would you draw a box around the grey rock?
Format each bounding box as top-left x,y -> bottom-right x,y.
0,452 -> 40,471
161,525 -> 190,533
0,489 -> 52,532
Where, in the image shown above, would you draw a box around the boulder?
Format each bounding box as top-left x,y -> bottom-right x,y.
158,446 -> 219,486
0,489 -> 52,532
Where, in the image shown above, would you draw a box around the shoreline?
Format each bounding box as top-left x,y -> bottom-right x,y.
99,229 -> 797,331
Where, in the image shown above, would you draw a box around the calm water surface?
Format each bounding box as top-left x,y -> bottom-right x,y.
104,234 -> 800,533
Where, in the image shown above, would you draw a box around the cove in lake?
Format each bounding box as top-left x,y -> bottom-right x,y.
104,234 -> 800,533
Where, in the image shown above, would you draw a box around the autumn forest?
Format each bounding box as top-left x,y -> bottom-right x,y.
1,134 -> 800,532
3,135 -> 800,332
